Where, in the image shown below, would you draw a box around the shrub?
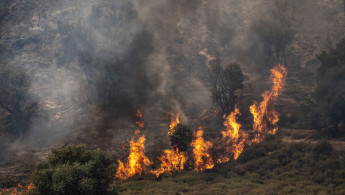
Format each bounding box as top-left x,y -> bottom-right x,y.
313,141 -> 333,160
237,146 -> 266,163
170,124 -> 192,152
31,144 -> 116,195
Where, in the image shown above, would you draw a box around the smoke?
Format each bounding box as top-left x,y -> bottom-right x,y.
0,0 -> 324,156
0,0 -> 255,153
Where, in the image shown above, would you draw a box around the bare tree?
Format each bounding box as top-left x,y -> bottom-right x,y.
208,60 -> 246,115
0,61 -> 37,134
251,0 -> 298,65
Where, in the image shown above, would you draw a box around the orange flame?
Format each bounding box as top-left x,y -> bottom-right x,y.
115,136 -> 152,180
135,109 -> 145,129
0,183 -> 35,195
151,148 -> 187,177
115,65 -> 287,179
191,129 -> 214,171
218,106 -> 248,163
27,183 -> 35,191
250,65 -> 287,143
168,113 -> 180,135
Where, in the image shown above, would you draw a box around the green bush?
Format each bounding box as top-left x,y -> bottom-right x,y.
31,144 -> 116,195
170,124 -> 192,152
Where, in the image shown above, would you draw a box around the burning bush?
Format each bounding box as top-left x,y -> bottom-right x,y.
170,124 -> 193,152
31,144 -> 116,195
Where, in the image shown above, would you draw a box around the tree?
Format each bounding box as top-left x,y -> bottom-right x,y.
250,0 -> 297,66
313,39 -> 345,136
208,61 -> 246,115
0,61 -> 36,135
31,144 -> 116,195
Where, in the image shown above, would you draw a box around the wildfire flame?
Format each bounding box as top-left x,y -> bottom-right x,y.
0,183 -> 35,195
168,113 -> 180,135
191,129 -> 214,171
218,106 -> 248,163
115,136 -> 152,180
135,109 -> 145,129
27,183 -> 35,191
250,64 -> 287,143
115,65 -> 287,180
151,148 -> 187,177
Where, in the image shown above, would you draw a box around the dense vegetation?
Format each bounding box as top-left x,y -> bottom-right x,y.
112,135 -> 345,194
30,144 -> 116,195
313,39 -> 345,136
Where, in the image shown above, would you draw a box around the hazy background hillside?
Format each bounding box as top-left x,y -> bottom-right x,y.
1,0 -> 345,193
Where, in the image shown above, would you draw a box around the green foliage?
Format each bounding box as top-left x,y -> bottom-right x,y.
31,144 -> 116,195
208,62 -> 246,115
169,124 -> 192,152
314,39 -> 345,136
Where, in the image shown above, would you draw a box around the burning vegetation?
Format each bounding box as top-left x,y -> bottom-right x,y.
115,135 -> 152,180
150,148 -> 187,177
250,65 -> 288,143
218,106 -> 248,163
191,129 -> 214,171
115,65 -> 287,180
115,110 -> 152,180
0,183 -> 35,195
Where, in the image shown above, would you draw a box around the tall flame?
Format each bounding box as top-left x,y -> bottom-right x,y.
191,129 -> 214,171
115,136 -> 152,180
250,64 -> 287,143
151,148 -> 187,177
168,113 -> 180,135
218,106 -> 248,163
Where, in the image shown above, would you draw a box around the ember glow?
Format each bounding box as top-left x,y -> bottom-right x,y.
0,183 -> 35,195
250,65 -> 287,143
191,129 -> 214,171
135,109 -> 145,129
115,136 -> 152,180
168,113 -> 180,135
151,148 -> 187,177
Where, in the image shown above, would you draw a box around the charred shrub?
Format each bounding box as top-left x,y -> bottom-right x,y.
170,124 -> 192,152
31,144 -> 115,195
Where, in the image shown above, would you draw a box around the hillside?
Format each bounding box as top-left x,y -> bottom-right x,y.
1,0 -> 345,194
